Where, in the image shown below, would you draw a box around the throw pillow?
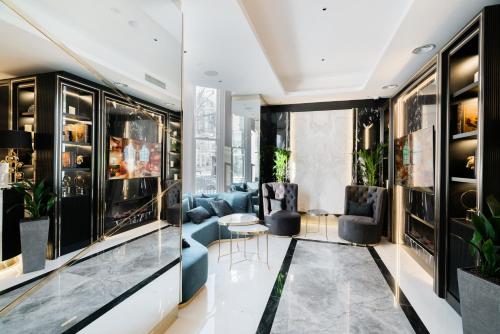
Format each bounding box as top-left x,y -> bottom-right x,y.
194,197 -> 216,216
348,201 -> 373,217
182,238 -> 191,248
182,198 -> 190,223
186,206 -> 211,224
210,199 -> 234,217
270,198 -> 284,211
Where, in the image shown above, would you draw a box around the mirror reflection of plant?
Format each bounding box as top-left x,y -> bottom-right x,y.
11,179 -> 56,219
273,148 -> 291,183
356,143 -> 386,186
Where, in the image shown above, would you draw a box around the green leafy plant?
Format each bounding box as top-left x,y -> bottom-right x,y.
357,143 -> 386,186
466,195 -> 500,278
11,179 -> 56,219
273,148 -> 291,183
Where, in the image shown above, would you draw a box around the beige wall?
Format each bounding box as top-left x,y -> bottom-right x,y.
290,109 -> 353,214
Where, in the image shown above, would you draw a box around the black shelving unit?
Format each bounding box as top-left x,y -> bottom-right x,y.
439,5 -> 500,312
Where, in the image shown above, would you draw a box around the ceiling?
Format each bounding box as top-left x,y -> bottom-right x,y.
0,0 -> 182,110
183,0 -> 500,105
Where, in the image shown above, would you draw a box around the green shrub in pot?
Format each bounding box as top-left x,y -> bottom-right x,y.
457,195 -> 500,334
11,179 -> 55,273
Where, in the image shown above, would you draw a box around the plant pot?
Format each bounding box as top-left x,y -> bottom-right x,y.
19,217 -> 49,273
458,267 -> 500,334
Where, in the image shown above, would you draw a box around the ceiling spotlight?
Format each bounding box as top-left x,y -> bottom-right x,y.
218,80 -> 223,83
412,44 -> 436,54
183,50 -> 187,54
113,81 -> 128,88
382,84 -> 398,90
322,7 -> 327,11
204,70 -> 218,77
321,58 -> 326,62
128,20 -> 138,28
153,38 -> 158,42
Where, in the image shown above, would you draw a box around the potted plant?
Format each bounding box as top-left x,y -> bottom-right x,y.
273,148 -> 291,183
457,195 -> 500,334
356,143 -> 386,186
11,179 -> 55,273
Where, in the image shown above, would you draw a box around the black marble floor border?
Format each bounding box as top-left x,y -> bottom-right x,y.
367,247 -> 429,334
256,238 -> 429,334
62,257 -> 181,334
255,238 -> 297,334
0,224 -> 172,296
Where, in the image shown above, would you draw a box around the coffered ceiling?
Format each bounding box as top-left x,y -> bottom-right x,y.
183,0 -> 500,105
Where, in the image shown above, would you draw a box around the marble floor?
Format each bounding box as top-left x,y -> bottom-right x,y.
0,224 -> 180,333
167,216 -> 462,334
269,240 -> 415,333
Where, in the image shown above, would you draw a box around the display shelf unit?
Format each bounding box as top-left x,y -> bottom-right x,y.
12,78 -> 36,182
439,6 -> 500,313
168,115 -> 182,181
391,60 -> 438,279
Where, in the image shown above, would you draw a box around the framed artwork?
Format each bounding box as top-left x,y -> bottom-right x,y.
460,98 -> 478,133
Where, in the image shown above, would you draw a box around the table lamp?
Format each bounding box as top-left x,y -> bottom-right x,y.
0,130 -> 33,184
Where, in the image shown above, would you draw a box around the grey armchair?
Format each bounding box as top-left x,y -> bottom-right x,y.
338,185 -> 387,244
262,182 -> 301,236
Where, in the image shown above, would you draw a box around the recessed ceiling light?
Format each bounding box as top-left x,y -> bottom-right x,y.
412,44 -> 436,54
110,7 -> 121,14
128,20 -> 138,28
113,81 -> 128,88
183,50 -> 187,54
382,84 -> 398,90
321,58 -> 326,62
204,70 -> 218,77
153,38 -> 158,42
218,80 -> 223,83
322,7 -> 327,11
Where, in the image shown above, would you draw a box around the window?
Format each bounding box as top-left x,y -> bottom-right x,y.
194,86 -> 218,194
232,114 -> 245,183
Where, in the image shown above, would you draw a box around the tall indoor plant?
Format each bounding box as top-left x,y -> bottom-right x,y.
356,143 -> 386,186
11,179 -> 55,273
457,195 -> 500,334
273,148 -> 291,183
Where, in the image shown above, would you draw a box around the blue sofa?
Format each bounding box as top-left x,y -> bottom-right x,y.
181,191 -> 253,303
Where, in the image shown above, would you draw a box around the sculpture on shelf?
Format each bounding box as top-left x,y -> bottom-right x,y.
0,130 -> 33,183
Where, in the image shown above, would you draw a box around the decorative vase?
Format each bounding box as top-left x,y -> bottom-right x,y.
19,217 -> 49,273
458,267 -> 500,334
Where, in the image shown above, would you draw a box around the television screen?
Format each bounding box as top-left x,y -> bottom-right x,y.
395,126 -> 434,192
108,136 -> 161,180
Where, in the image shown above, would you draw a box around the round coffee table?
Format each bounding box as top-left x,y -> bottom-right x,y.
228,224 -> 269,269
305,209 -> 329,239
218,213 -> 259,262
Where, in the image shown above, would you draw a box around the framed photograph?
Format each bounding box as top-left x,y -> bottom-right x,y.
461,98 -> 478,133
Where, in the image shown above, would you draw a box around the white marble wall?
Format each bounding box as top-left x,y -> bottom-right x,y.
290,109 -> 353,214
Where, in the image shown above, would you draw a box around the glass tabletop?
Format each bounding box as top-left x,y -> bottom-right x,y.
218,213 -> 259,226
228,224 -> 269,233
307,209 -> 329,216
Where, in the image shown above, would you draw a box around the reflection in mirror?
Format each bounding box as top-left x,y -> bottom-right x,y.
231,95 -> 260,214
0,1 -> 183,332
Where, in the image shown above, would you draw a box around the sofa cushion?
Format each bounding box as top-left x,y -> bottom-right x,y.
210,199 -> 233,217
187,206 -> 211,224
339,215 -> 375,225
194,197 -> 216,216
182,198 -> 190,223
216,191 -> 251,213
348,200 -> 373,217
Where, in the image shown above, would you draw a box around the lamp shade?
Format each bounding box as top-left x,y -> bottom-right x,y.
0,130 -> 32,149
